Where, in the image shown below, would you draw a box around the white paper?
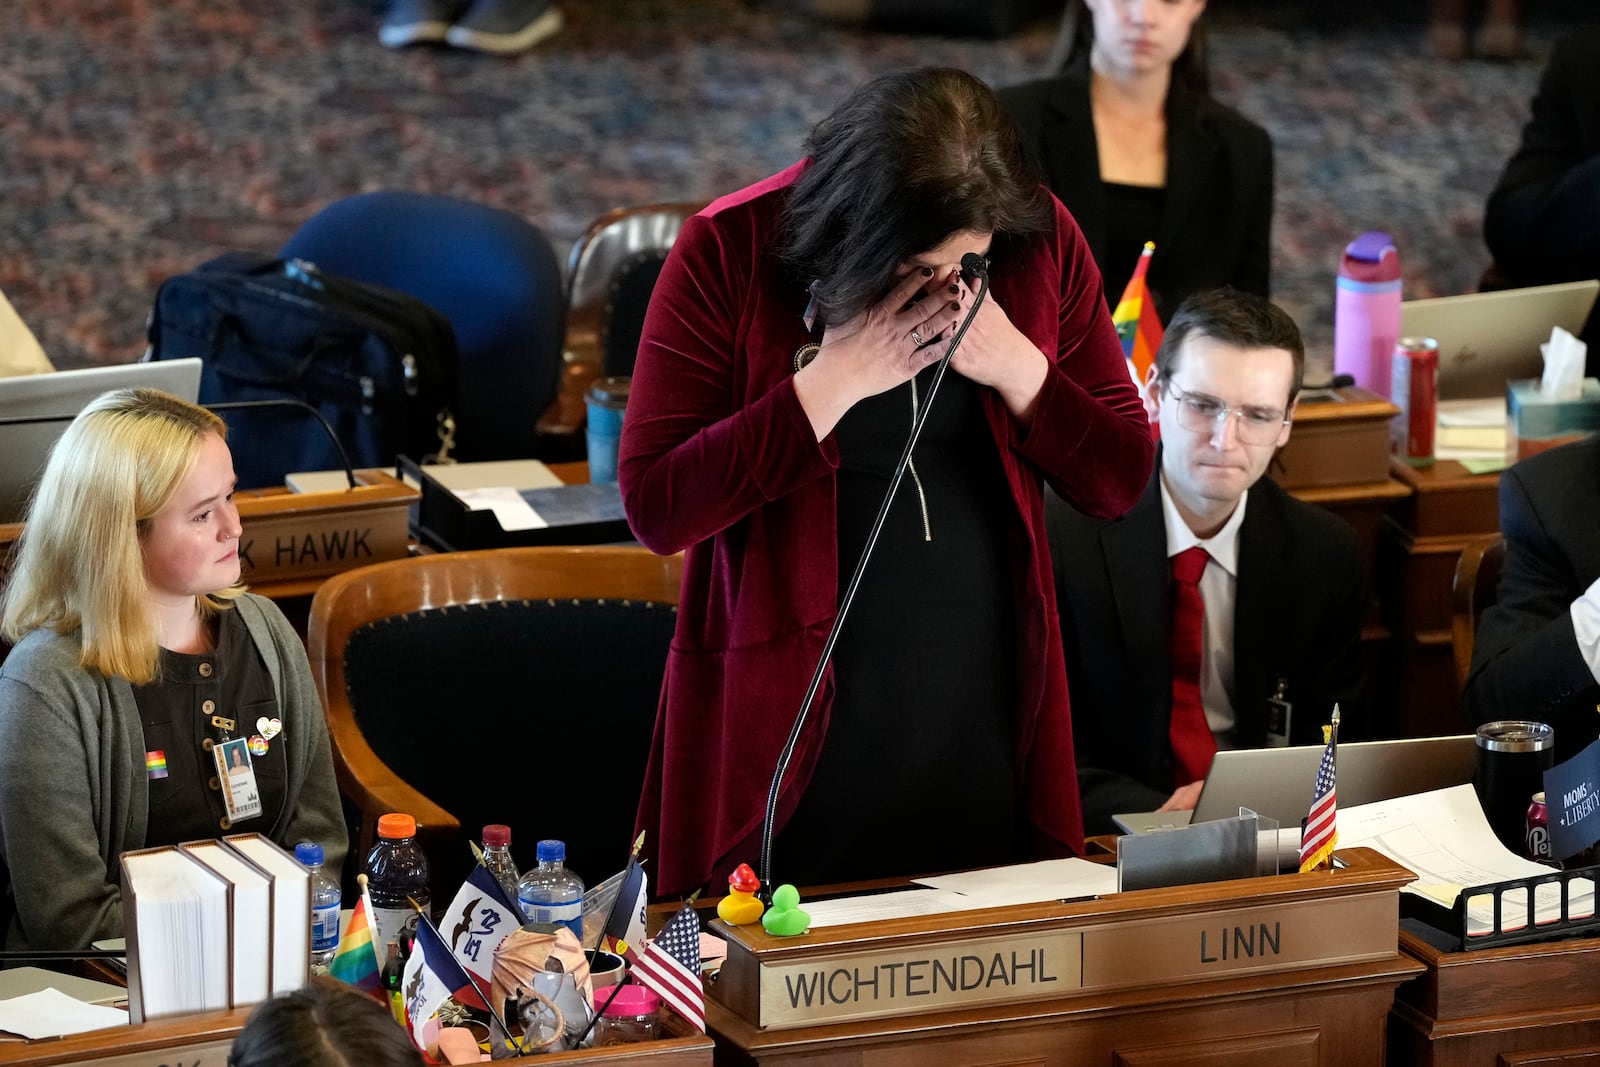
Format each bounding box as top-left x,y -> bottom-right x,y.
803,888 -> 976,928
1339,784 -> 1594,936
1540,326 -> 1587,400
913,857 -> 1119,908
454,486 -> 548,531
799,859 -> 1119,929
1436,398 -> 1507,428
0,987 -> 128,1039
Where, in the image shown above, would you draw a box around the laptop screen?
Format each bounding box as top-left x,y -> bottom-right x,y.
1401,280 -> 1599,400
1189,734 -> 1479,828
0,359 -> 203,525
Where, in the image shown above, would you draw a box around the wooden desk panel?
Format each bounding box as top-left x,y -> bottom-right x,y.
1377,460 -> 1503,738
711,957 -> 1419,1066
1390,929 -> 1600,1066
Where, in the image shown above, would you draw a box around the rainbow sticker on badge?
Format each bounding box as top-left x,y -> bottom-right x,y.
146,750 -> 168,780
248,735 -> 269,757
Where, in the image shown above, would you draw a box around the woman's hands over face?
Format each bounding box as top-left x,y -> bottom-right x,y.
793,266 -> 964,439
819,267 -> 964,401
792,258 -> 1049,438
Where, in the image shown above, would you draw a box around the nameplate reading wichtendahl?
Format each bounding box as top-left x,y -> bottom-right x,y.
753,893 -> 1396,1029
759,929 -> 1080,1028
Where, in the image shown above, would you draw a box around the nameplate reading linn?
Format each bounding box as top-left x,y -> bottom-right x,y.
758,929 -> 1081,1028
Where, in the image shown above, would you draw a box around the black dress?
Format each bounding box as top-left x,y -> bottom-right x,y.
1101,181 -> 1165,309
775,361 -> 1019,886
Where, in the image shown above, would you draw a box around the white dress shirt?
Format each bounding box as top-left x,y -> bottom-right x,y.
1570,576 -> 1600,685
1160,479 -> 1248,748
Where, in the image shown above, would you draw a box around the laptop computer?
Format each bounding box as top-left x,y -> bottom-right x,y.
1113,734 -> 1480,835
0,359 -> 203,524
1400,280 -> 1599,400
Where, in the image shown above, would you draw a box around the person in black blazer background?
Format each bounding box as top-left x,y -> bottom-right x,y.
1000,0 -> 1273,323
1483,26 -> 1600,356
1048,290 -> 1364,834
1463,436 -> 1600,763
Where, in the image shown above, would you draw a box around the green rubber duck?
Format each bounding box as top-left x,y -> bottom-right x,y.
761,883 -> 810,937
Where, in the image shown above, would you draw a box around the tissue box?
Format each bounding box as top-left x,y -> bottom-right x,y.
1508,377 -> 1600,461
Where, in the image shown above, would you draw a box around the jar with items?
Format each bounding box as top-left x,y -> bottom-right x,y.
592,983 -> 662,1045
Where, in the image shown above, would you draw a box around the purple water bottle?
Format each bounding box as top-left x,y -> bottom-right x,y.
1334,232 -> 1402,393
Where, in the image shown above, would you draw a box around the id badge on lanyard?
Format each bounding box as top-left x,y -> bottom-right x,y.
214,737 -> 264,822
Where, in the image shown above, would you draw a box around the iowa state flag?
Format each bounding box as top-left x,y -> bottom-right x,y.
402,916 -> 490,1049
441,862 -> 523,992
1113,241 -> 1163,383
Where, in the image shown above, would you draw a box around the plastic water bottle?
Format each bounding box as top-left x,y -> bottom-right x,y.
295,841 -> 343,972
516,839 -> 584,939
365,812 -> 431,954
481,824 -> 523,912
1334,231 -> 1403,393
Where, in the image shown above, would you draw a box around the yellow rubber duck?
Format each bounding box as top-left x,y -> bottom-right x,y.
716,862 -> 765,926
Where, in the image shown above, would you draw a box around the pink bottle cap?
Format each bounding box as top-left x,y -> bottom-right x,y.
594,984 -> 662,1016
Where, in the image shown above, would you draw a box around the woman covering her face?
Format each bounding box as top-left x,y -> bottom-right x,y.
621,66 -> 1155,896
0,388 -> 344,951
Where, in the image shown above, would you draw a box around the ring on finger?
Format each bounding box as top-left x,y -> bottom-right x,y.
910,326 -> 925,346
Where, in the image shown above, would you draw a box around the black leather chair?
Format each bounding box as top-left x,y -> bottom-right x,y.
306,545 -> 682,892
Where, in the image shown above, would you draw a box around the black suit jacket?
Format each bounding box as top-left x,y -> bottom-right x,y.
1048,467 -> 1365,834
1483,27 -> 1600,353
1000,65 -> 1273,323
1463,435 -> 1600,762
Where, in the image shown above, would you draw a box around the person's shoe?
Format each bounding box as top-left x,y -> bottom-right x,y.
445,0 -> 563,55
379,0 -> 467,48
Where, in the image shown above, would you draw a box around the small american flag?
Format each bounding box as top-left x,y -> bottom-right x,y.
1299,727 -> 1339,872
632,903 -> 705,1032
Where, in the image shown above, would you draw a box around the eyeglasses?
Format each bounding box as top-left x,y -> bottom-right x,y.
1163,381 -> 1291,446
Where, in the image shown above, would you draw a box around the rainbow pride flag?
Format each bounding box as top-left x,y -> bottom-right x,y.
1113,241 -> 1163,383
328,882 -> 383,997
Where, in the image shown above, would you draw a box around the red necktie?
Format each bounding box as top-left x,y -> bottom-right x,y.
1169,546 -> 1218,785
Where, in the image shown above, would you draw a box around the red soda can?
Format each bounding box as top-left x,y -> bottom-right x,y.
1526,790 -> 1560,867
1390,336 -> 1438,468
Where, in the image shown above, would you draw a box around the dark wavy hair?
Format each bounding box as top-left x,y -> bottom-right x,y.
781,66 -> 1051,326
228,984 -> 425,1067
1155,288 -> 1306,402
1048,0 -> 1210,94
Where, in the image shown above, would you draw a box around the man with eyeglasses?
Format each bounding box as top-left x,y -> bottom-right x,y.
1047,288 -> 1365,834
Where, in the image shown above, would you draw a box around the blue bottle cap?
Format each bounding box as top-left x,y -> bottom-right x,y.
295,841 -> 324,866
536,840 -> 566,863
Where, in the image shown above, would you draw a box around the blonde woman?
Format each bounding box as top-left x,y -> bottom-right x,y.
0,388 -> 344,951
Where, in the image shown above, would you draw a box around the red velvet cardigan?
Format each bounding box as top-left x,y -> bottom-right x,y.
620,161 -> 1154,896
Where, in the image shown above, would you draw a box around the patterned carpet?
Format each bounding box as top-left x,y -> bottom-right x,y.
1,1 -> 1585,379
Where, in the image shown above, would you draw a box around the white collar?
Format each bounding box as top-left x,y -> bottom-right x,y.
1159,477 -> 1248,579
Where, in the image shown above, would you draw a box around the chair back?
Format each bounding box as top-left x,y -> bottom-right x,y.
307,546 -> 682,890
1452,534 -> 1508,695
540,204 -> 700,447
283,191 -> 565,461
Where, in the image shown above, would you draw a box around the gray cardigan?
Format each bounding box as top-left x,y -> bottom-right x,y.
0,594 -> 347,951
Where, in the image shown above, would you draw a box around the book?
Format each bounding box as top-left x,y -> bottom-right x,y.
224,833 -> 311,996
120,846 -> 231,1023
179,840 -> 272,1008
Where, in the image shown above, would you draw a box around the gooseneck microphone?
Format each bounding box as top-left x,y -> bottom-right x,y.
0,398 -> 359,491
756,252 -> 991,895
205,399 -> 360,490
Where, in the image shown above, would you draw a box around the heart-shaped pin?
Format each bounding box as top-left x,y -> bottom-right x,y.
257,716 -> 282,740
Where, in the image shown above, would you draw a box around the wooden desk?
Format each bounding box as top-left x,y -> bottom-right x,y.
709,849 -> 1424,1066
1377,460 -> 1502,738
1390,928 -> 1600,1066
0,1006 -> 249,1067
